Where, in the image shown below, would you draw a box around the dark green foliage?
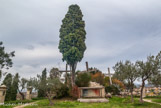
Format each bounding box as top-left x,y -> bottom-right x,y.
11,73 -> 19,100
3,73 -> 13,101
75,72 -> 91,87
3,73 -> 19,101
58,4 -> 86,86
105,85 -> 120,95
55,84 -> 69,98
59,4 -> 86,64
0,42 -> 15,79
38,68 -> 47,97
89,67 -> 101,75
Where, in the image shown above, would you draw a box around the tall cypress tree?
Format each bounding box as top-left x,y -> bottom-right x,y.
11,73 -> 19,100
0,42 -> 14,80
38,68 -> 47,97
3,73 -> 13,101
58,4 -> 86,87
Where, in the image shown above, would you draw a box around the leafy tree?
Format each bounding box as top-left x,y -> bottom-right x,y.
49,67 -> 69,98
46,77 -> 62,106
18,78 -> 28,100
75,72 -> 91,87
50,68 -> 61,79
27,77 -> 39,90
149,74 -> 161,87
136,51 -> 161,103
113,60 -> 139,102
3,73 -> 12,101
0,42 -> 15,80
91,72 -> 104,85
58,4 -> 86,87
38,68 -> 47,97
11,73 -> 19,100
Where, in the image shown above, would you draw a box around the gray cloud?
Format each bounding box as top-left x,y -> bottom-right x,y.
0,0 -> 161,79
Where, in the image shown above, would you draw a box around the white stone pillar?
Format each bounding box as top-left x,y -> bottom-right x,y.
26,86 -> 32,100
0,85 -> 7,105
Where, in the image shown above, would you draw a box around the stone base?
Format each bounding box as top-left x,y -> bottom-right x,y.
0,103 -> 4,105
77,98 -> 109,103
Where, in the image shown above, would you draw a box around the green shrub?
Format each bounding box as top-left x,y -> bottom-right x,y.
105,85 -> 120,95
55,84 -> 69,98
75,72 -> 91,87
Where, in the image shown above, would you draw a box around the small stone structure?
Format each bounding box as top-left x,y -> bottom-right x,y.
77,82 -> 108,102
26,86 -> 32,100
17,92 -> 37,100
0,85 -> 7,105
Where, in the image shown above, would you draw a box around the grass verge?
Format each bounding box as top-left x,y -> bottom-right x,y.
24,97 -> 161,108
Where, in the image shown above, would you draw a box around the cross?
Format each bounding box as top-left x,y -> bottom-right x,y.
58,64 -> 71,84
108,67 -> 113,85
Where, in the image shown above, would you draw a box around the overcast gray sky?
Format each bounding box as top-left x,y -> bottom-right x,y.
0,0 -> 161,78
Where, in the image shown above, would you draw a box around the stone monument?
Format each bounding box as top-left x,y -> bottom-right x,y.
26,86 -> 32,100
77,82 -> 108,102
0,85 -> 7,105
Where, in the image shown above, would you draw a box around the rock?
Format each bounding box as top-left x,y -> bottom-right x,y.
105,93 -> 112,98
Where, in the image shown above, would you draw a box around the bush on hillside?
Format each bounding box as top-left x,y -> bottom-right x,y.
75,72 -> 91,87
105,85 -> 120,95
55,84 -> 69,98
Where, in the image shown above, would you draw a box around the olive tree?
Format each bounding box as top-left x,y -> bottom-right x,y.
113,60 -> 139,102
18,78 -> 28,100
136,51 -> 161,103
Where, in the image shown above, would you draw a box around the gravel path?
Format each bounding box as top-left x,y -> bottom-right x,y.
143,99 -> 161,105
13,101 -> 38,108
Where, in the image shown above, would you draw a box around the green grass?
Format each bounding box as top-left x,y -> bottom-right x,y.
151,99 -> 161,103
24,97 -> 161,108
145,96 -> 161,103
0,100 -> 35,108
145,96 -> 161,98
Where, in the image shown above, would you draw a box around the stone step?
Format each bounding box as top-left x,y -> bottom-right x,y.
77,98 -> 109,103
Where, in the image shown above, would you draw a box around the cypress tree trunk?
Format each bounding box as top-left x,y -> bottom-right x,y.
71,64 -> 76,87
